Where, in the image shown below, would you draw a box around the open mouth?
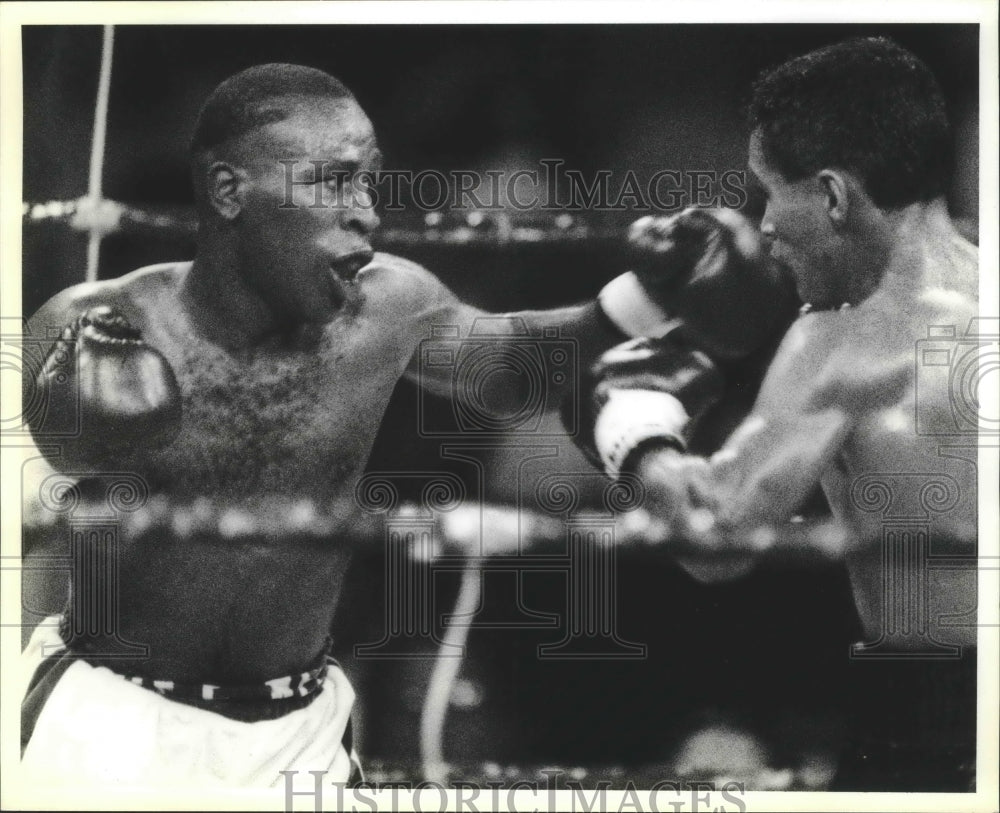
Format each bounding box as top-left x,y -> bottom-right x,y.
330,250 -> 375,283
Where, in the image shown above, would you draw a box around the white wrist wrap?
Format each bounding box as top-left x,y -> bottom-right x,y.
594,389 -> 689,479
598,272 -> 680,339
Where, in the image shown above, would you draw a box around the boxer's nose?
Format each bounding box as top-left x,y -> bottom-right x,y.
344,185 -> 380,235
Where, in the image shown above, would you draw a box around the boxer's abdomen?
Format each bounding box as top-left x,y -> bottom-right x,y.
81,526 -> 355,683
71,299 -> 419,679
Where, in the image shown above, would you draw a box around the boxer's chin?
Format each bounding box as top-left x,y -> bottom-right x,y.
312,269 -> 356,321
305,293 -> 343,325
773,257 -> 816,306
762,255 -> 798,299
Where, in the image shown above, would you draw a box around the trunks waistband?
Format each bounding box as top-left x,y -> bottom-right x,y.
119,657 -> 332,703
57,614 -> 336,705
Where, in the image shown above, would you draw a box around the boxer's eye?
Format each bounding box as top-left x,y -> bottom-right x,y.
321,173 -> 358,199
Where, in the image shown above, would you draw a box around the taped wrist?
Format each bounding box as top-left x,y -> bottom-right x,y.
594,388 -> 689,479
598,272 -> 681,340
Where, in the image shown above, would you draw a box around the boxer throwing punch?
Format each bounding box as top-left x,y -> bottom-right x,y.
21,64 -> 794,788
572,38 -> 979,790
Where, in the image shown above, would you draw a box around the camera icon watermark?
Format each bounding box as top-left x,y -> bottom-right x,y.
16,463 -> 151,658
0,318 -> 80,439
417,317 -> 577,437
915,318 -> 999,436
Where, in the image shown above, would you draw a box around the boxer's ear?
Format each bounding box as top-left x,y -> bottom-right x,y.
205,161 -> 244,220
817,169 -> 850,227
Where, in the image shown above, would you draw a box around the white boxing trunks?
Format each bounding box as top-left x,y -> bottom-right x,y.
20,616 -> 361,789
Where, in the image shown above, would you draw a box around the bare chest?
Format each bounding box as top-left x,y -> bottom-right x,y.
143,321 -> 413,499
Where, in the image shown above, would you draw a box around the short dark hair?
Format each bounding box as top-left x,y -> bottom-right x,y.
749,37 -> 952,209
191,63 -> 355,154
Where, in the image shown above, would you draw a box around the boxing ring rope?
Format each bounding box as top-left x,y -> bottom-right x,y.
24,488 -> 853,788
23,198 -> 624,247
18,38 -> 983,794
21,25 -> 980,272
20,40 -> 850,786
85,25 -> 115,283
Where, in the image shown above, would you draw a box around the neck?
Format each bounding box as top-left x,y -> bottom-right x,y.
878,198 -> 977,297
182,225 -> 277,350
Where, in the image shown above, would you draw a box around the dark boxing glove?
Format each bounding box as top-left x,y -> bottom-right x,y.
598,207 -> 797,360
569,336 -> 724,479
30,306 -> 182,471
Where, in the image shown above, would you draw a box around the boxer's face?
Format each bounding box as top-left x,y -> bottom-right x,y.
748,130 -> 843,308
234,98 -> 381,325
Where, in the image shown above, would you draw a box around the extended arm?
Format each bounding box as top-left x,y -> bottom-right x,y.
402,289 -> 626,404
401,207 -> 797,410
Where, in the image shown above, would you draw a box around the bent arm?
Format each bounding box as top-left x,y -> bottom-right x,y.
629,313 -> 915,580
25,282 -> 110,359
23,282 -> 111,444
629,317 -> 864,578
24,282 -> 181,474
634,406 -> 852,539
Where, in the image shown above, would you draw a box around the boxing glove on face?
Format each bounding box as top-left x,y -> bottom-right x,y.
599,207 -> 797,360
30,306 -> 182,471
566,336 -> 724,479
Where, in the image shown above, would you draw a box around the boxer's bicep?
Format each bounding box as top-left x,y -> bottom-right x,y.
708,320 -> 853,526
402,302 -> 590,398
401,281 -> 618,401
709,406 -> 852,529
396,264 -> 490,394
402,299 -> 489,395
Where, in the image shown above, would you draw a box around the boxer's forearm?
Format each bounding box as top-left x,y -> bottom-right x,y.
630,408 -> 851,553
507,299 -> 630,369
483,301 -> 634,412
409,299 -> 626,405
630,445 -> 759,583
630,444 -> 701,517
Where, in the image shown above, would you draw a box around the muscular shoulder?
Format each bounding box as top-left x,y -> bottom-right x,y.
756,310 -> 906,415
913,287 -> 978,340
359,251 -> 457,316
365,252 -> 446,291
759,313 -> 847,394
27,262 -> 189,347
367,251 -> 434,279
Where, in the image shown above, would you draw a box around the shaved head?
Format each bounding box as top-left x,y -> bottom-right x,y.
191,63 -> 355,156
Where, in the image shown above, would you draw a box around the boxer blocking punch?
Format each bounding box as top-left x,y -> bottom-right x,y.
21,64 -> 795,788
570,38 -> 979,790
570,337 -> 725,480
30,306 -> 182,471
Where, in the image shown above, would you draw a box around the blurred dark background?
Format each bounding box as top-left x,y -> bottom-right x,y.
21,24 -> 980,781
22,24 -> 979,313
